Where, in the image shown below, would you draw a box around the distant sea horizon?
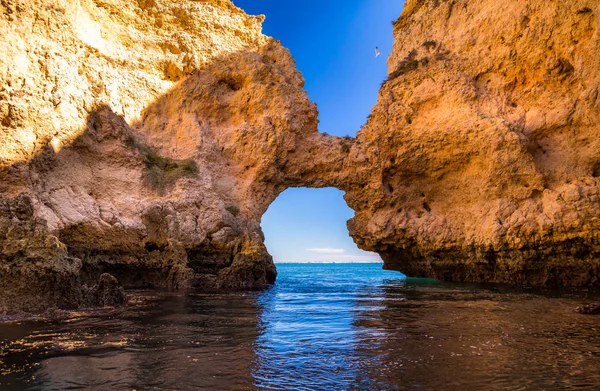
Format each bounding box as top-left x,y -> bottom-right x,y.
274,260 -> 384,264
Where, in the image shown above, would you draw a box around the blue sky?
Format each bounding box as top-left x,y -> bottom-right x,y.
234,0 -> 405,262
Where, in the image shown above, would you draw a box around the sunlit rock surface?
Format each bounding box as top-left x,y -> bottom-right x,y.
0,0 -> 355,313
1,0 -> 599,313
347,0 -> 600,286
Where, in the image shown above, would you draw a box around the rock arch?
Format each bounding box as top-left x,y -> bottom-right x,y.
2,0 -> 600,313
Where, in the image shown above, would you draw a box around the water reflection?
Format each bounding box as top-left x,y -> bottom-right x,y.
364,279 -> 600,390
1,292 -> 260,390
1,264 -> 599,390
252,266 -> 380,389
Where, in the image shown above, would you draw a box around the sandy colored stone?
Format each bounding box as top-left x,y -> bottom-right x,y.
0,0 -> 280,313
348,0 -> 600,286
0,0 -> 352,313
1,0 -> 600,313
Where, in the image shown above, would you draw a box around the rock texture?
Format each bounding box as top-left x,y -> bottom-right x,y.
0,0 -> 351,313
576,303 -> 600,315
347,0 -> 600,286
1,0 -> 599,313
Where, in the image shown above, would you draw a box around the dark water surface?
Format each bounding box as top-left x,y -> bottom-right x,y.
1,263 -> 599,390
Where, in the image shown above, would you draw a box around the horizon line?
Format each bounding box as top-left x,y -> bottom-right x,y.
274,260 -> 384,264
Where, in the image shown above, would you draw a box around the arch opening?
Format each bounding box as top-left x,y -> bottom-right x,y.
261,187 -> 381,265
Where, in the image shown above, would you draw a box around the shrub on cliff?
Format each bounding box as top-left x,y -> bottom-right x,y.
124,133 -> 198,193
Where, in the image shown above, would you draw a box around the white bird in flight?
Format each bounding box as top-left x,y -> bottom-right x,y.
375,47 -> 381,57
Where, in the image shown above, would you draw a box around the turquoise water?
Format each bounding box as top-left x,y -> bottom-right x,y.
1,263 -> 599,390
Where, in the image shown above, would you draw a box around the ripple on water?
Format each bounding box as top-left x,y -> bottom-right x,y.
1,263 -> 599,390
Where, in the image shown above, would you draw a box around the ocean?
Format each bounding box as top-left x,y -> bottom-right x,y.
1,263 -> 599,390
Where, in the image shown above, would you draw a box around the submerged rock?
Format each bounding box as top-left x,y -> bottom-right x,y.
576,303 -> 600,315
82,273 -> 128,308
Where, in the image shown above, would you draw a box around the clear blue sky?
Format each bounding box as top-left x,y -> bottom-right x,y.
234,0 -> 405,262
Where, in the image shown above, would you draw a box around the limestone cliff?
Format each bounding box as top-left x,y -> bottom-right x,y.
347,0 -> 600,286
0,0 -> 352,313
1,0 -> 599,313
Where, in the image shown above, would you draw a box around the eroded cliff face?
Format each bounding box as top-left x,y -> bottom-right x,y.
347,0 -> 600,286
1,0 -> 599,313
0,0 -> 354,313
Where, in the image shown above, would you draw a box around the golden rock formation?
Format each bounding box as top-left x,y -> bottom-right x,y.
0,0 -> 352,313
349,0 -> 600,285
1,0 -> 599,313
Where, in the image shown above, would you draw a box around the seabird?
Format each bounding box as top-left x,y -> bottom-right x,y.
375,47 -> 381,57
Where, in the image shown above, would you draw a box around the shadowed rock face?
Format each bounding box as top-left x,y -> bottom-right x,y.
0,194 -> 127,312
0,0 -> 599,313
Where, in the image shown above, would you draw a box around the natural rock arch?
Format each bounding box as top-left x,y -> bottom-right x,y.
2,0 -> 600,314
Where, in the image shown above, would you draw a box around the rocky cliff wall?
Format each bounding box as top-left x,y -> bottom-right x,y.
347,0 -> 600,286
1,0 -> 599,314
0,0 -> 353,313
